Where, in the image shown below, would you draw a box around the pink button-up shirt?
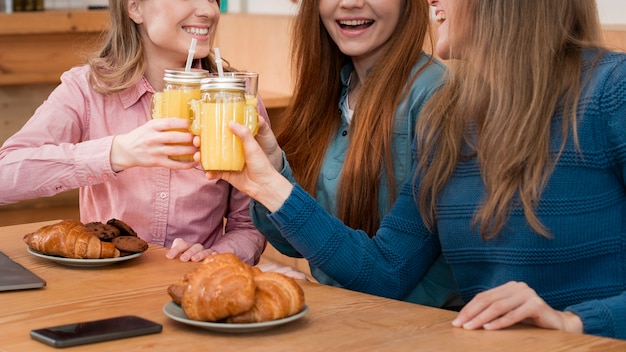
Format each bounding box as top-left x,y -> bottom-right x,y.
0,65 -> 266,265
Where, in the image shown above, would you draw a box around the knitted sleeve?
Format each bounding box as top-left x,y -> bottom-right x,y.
565,52 -> 626,340
268,179 -> 441,300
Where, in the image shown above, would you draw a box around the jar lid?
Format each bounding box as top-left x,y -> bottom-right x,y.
163,68 -> 209,83
200,77 -> 246,91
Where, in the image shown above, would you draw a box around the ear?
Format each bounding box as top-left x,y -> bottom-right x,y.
127,0 -> 143,24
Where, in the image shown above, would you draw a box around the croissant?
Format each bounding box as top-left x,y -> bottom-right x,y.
168,253 -> 257,321
168,253 -> 306,323
227,270 -> 305,324
23,220 -> 120,259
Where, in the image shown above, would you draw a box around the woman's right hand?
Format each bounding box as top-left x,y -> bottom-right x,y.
110,118 -> 198,172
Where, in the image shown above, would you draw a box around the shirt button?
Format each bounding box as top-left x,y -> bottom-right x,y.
159,192 -> 167,199
87,177 -> 94,183
54,184 -> 63,191
341,130 -> 347,136
103,174 -> 109,180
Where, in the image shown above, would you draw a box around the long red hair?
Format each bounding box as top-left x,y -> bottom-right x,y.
277,0 -> 433,235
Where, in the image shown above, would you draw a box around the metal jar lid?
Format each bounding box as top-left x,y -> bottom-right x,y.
200,77 -> 246,91
163,68 -> 209,84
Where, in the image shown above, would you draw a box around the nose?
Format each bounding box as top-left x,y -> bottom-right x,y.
340,0 -> 365,8
195,0 -> 220,17
428,0 -> 438,6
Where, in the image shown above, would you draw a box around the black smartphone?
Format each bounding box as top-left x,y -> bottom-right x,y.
30,315 -> 162,348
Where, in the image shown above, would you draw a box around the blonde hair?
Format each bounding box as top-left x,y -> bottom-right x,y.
416,0 -> 606,239
88,0 -> 227,94
277,0 -> 434,235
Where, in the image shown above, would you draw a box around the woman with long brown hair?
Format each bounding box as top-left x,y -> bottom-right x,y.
206,0 -> 626,339
249,0 -> 460,308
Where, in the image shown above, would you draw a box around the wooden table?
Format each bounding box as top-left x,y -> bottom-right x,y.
1,221 -> 625,351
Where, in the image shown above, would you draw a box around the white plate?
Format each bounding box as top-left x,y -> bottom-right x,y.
27,247 -> 143,267
162,301 -> 309,333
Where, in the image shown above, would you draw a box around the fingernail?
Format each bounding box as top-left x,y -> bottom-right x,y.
451,319 -> 461,327
463,321 -> 475,329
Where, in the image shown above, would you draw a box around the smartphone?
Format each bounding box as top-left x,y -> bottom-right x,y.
30,315 -> 162,348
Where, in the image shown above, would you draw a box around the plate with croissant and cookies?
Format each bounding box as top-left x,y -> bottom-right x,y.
24,219 -> 149,268
163,253 -> 309,333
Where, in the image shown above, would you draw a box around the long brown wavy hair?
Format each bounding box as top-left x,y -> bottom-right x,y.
87,0 -> 229,94
277,0 -> 433,235
416,0 -> 606,240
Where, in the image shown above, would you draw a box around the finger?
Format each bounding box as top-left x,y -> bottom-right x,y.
228,121 -> 252,140
153,154 -> 197,170
179,243 -> 207,262
189,249 -> 216,262
165,238 -> 191,259
162,144 -> 198,158
484,293 -> 556,331
158,130 -> 195,145
453,282 -> 524,328
151,117 -> 191,131
257,117 -> 271,134
205,170 -> 223,181
481,298 -> 541,330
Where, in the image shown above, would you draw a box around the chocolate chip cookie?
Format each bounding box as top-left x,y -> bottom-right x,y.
85,221 -> 121,241
106,218 -> 138,237
112,236 -> 148,255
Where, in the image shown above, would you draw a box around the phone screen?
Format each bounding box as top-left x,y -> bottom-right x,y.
30,315 -> 162,348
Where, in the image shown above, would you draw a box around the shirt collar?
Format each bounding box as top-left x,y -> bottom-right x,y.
118,76 -> 155,109
340,63 -> 354,89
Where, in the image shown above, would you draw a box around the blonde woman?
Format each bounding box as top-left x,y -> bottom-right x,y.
0,0 -> 267,265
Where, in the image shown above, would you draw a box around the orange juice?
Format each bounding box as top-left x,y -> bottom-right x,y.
192,77 -> 258,171
199,100 -> 247,171
152,68 -> 207,162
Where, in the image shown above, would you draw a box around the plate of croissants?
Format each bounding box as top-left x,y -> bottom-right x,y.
164,253 -> 309,333
23,219 -> 149,267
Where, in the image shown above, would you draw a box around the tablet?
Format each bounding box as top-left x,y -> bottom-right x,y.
0,251 -> 46,291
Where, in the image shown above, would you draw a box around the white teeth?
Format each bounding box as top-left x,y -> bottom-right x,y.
435,12 -> 446,24
339,19 -> 373,27
184,27 -> 209,35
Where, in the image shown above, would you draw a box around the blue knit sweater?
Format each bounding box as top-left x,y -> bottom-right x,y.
266,50 -> 626,339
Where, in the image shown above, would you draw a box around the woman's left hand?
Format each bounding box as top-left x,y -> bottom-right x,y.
452,281 -> 583,333
165,238 -> 216,262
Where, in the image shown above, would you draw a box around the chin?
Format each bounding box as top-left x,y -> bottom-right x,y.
435,45 -> 450,60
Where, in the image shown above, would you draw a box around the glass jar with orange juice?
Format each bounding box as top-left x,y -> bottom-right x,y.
152,68 -> 208,161
190,77 -> 258,171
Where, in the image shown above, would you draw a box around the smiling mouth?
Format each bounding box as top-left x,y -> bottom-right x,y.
337,19 -> 374,30
183,27 -> 209,36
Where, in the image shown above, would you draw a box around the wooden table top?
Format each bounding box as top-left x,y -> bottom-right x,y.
1,220 -> 625,351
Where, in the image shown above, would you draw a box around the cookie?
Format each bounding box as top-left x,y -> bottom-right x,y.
112,236 -> 148,254
85,221 -> 120,241
106,218 -> 138,237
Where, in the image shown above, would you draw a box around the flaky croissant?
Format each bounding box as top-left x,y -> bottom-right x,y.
227,270 -> 305,324
168,253 -> 306,323
23,220 -> 120,259
167,253 -> 257,321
